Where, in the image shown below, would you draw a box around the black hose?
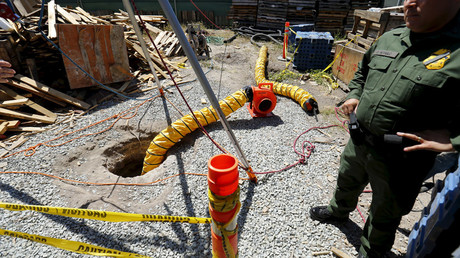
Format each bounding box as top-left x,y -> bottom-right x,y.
224,34 -> 238,44
250,33 -> 283,47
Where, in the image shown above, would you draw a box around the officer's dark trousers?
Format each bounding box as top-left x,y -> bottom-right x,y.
327,139 -> 437,257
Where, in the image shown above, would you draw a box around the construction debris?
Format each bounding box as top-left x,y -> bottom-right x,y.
0,2 -> 187,141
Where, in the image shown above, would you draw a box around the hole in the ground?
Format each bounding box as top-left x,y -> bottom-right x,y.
102,133 -> 157,178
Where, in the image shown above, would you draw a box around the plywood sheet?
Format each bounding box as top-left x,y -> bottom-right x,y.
332,44 -> 365,85
57,24 -> 131,89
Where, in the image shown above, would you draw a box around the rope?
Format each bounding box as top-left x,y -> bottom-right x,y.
1,95 -> 160,159
0,170 -> 251,184
129,0 -> 229,156
0,171 -> 204,186
251,124 -> 344,175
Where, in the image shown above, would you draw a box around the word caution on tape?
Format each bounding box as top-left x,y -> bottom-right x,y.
0,228 -> 150,257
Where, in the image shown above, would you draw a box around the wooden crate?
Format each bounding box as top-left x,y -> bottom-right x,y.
57,24 -> 131,89
332,43 -> 365,84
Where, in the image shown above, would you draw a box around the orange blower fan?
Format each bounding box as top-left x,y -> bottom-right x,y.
247,82 -> 277,117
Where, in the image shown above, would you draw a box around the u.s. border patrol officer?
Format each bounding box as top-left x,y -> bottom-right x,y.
310,0 -> 460,257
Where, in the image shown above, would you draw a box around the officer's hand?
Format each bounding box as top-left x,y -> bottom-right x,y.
397,129 -> 455,152
340,98 -> 359,115
0,60 -> 15,83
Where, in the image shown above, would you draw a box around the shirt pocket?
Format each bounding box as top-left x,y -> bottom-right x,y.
365,57 -> 393,91
390,67 -> 447,107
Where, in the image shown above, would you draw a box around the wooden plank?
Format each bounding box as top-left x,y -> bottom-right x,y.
75,7 -> 110,25
0,85 -> 57,121
6,135 -> 28,151
0,150 -> 8,158
6,120 -> 20,128
0,122 -> 8,134
126,40 -> 168,78
57,24 -> 131,89
331,247 -> 352,258
145,23 -> 162,36
56,4 -> 79,25
67,10 -> 82,23
153,31 -> 167,46
354,10 -> 389,24
8,126 -> 45,132
0,107 -> 56,124
332,44 -> 365,85
48,0 -> 57,38
5,80 -> 66,106
0,99 -> 28,107
12,0 -> 29,16
24,99 -> 56,120
165,38 -> 179,56
14,74 -> 92,110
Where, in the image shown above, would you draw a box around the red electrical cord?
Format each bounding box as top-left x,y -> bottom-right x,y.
128,0 -> 228,155
189,0 -> 223,30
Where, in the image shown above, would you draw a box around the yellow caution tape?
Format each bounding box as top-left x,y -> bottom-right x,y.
0,228 -> 150,257
322,34 -> 360,73
0,202 -> 211,224
177,63 -> 189,69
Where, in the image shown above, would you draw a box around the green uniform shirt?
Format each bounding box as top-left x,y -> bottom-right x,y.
347,12 -> 460,151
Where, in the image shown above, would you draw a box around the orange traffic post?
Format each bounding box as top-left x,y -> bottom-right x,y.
208,154 -> 240,258
283,21 -> 290,59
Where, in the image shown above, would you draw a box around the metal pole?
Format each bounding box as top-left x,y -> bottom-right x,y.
122,0 -> 164,94
157,0 -> 253,174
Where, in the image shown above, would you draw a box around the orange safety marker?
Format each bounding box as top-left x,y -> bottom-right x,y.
283,21 -> 290,59
208,154 -> 240,257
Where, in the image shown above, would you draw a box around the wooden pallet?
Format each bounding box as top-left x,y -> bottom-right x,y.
347,9 -> 404,49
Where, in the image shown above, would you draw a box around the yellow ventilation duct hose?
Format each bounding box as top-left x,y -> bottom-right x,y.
255,45 -> 318,115
142,89 -> 250,175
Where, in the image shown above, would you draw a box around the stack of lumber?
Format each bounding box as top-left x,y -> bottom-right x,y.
0,1 -> 186,138
287,0 -> 316,25
1,2 -> 181,85
0,73 -> 90,136
228,0 -> 258,26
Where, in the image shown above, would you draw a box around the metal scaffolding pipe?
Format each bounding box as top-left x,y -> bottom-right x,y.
156,0 -> 253,175
122,0 -> 163,92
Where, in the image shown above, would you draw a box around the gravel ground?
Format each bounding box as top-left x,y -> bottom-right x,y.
0,39 -> 415,257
